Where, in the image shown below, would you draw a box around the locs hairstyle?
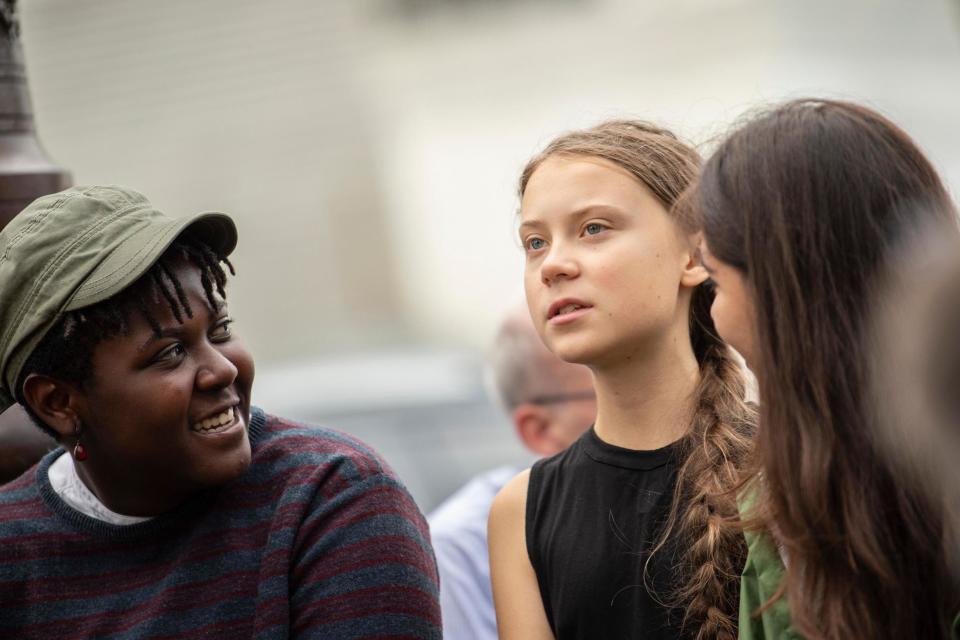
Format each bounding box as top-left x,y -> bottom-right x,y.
16,234 -> 234,438
691,99 -> 960,639
520,121 -> 757,640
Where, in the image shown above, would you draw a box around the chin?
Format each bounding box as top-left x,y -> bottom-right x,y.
225,439 -> 254,480
547,335 -> 606,366
197,438 -> 253,488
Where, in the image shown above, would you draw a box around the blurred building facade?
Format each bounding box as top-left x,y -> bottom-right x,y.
18,0 -> 960,509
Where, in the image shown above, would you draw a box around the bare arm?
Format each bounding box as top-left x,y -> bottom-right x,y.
488,469 -> 554,640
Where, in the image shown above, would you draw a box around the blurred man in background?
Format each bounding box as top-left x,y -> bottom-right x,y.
428,305 -> 597,640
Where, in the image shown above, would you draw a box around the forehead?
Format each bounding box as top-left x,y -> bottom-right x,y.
520,155 -> 658,220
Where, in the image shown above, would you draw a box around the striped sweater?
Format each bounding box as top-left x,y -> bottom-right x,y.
0,408 -> 442,639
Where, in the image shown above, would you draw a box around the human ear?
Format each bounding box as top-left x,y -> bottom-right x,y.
20,374 -> 80,441
680,231 -> 709,287
512,404 -> 556,457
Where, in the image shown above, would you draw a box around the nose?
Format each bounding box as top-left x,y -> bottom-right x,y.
195,343 -> 239,391
540,243 -> 580,286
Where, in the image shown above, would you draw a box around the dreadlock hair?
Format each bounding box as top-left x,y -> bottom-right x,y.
519,120 -> 757,640
16,233 -> 235,439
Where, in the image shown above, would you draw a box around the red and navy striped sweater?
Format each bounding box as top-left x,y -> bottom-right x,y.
0,408 -> 442,639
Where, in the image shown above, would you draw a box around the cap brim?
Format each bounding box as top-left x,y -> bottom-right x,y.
66,212 -> 237,311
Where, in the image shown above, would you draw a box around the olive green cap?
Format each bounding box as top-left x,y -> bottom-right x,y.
0,185 -> 238,411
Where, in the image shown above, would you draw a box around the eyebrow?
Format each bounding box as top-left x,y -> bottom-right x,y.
518,204 -> 622,236
136,306 -> 229,352
137,326 -> 184,353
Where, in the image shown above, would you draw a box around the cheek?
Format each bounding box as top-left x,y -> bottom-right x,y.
598,259 -> 673,323
524,264 -> 542,300
152,377 -> 194,414
225,342 -> 255,391
710,293 -> 739,345
523,270 -> 535,300
604,240 -> 681,297
711,291 -> 755,364
524,274 -> 548,330
86,374 -> 193,449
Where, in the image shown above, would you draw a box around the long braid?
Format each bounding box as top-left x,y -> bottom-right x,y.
647,282 -> 756,639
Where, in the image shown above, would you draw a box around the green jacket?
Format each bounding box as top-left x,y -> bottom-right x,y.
737,485 -> 796,639
738,494 -> 960,639
738,525 -> 800,639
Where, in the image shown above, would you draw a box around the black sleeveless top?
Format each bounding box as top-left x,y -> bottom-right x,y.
526,427 -> 690,640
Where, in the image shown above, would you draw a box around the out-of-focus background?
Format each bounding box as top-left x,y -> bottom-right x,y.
19,0 -> 960,511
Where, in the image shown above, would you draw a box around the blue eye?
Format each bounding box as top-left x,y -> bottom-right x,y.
526,237 -> 545,251
584,223 -> 606,235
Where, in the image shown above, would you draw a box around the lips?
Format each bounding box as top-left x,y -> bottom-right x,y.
547,298 -> 593,320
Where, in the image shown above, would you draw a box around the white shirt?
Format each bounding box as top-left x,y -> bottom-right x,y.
427,466 -> 522,640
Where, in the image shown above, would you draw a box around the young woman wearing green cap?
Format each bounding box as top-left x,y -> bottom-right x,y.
0,186 -> 441,638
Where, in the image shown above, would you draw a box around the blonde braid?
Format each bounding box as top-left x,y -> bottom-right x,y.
647,288 -> 757,639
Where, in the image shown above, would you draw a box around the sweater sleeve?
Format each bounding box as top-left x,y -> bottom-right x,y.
289,469 -> 442,639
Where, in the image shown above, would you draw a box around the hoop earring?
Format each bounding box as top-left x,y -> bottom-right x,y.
73,420 -> 88,462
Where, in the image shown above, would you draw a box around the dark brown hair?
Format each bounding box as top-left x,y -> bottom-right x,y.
520,121 -> 757,639
691,99 -> 960,639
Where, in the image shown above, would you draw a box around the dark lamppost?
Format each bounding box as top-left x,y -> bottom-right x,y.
0,0 -> 69,226
0,0 -> 70,483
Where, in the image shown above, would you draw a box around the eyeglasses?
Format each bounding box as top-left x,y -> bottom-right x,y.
527,390 -> 596,405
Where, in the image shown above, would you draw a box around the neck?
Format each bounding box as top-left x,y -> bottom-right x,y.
73,457 -> 188,517
591,324 -> 701,451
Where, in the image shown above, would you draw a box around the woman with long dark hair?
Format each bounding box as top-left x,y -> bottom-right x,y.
687,99 -> 960,639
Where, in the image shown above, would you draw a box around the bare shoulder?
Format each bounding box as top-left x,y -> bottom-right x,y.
488,468 -> 553,639
488,468 -> 532,537
491,468 -> 530,514
488,468 -> 531,568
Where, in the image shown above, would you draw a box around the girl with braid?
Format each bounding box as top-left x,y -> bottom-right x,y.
689,99 -> 960,639
489,121 -> 756,639
0,186 -> 441,639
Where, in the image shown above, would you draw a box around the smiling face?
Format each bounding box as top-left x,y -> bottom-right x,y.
72,255 -> 254,514
519,155 -> 701,367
